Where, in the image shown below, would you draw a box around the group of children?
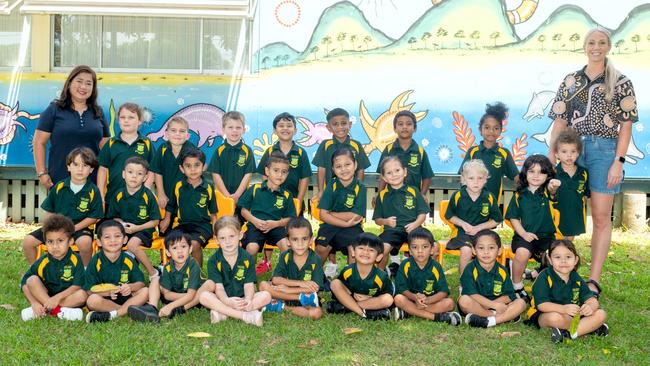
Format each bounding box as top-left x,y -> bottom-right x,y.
19,101 -> 607,343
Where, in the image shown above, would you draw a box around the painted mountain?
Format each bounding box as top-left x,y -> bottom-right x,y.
385,0 -> 519,51
611,4 -> 650,53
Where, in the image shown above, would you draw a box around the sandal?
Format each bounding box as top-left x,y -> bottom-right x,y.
586,279 -> 602,298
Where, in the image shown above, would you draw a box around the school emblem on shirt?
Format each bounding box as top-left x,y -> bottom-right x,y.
304,270 -> 312,281
135,143 -> 145,155
404,195 -> 415,210
480,203 -> 490,217
290,155 -> 299,168
197,194 -> 208,208
493,280 -> 503,296
120,269 -> 129,284
424,280 -> 434,295
344,193 -> 355,209
577,180 -> 586,194
61,265 -> 73,282
137,205 -> 148,220
236,153 -> 246,167
368,288 -> 378,296
572,287 -> 580,304
274,196 -> 285,209
235,266 -> 245,281
492,156 -> 502,169
408,153 -> 419,167
183,277 -> 189,290
77,198 -> 90,213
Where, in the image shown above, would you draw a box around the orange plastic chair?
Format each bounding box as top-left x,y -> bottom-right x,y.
262,198 -> 303,252
436,200 -> 460,266
216,189 -> 236,218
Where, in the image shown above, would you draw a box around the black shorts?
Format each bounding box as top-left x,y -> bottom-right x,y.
29,227 -> 94,243
113,294 -> 132,306
379,230 -> 408,254
524,310 -> 541,328
511,235 -> 553,263
126,231 -> 153,248
315,225 -> 363,254
174,224 -> 211,248
446,234 -> 475,250
242,226 -> 287,248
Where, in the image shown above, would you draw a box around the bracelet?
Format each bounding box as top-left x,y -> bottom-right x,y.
37,171 -> 48,178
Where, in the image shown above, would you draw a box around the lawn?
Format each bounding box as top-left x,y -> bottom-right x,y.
1,223 -> 649,365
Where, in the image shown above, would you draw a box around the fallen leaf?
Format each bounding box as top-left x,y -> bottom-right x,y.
0,304 -> 16,310
603,349 -> 611,355
500,331 -> 521,338
444,267 -> 458,275
343,327 -> 363,335
218,355 -> 225,361
187,332 -> 211,338
256,359 -> 270,364
309,339 -> 319,346
607,251 -> 615,257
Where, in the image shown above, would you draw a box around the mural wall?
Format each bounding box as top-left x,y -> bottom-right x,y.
1,0 -> 649,176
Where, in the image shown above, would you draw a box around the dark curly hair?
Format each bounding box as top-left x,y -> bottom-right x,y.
479,102 -> 508,129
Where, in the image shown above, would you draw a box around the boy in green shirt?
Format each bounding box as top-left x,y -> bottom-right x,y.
85,220 -> 149,323
458,230 -> 526,328
259,217 -> 324,319
21,214 -> 87,321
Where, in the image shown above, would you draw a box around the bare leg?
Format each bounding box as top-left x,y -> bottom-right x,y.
330,279 -> 364,316
76,236 -> 93,267
493,299 -> 526,324
458,246 -> 473,275
511,247 -> 532,284
378,243 -> 391,270
191,240 -> 203,268
246,243 -> 260,262
286,306 -> 323,319
199,291 -> 271,320
127,237 -> 156,275
147,277 -> 161,306
589,192 -> 614,290
315,245 -> 330,264
394,294 -> 454,320
457,295 -> 493,317
539,309 -> 607,336
276,238 -> 289,253
22,234 -> 40,264
258,281 -> 300,301
358,293 -> 393,310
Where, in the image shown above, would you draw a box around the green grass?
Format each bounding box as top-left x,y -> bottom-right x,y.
1,225 -> 649,365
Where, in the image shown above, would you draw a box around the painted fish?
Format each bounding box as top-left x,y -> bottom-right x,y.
296,114 -> 332,147
147,103 -> 225,147
523,90 -> 555,121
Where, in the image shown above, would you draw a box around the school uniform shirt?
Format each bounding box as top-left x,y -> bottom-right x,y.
337,263 -> 394,296
83,251 -> 145,290
373,185 -> 429,231
459,142 -> 518,203
256,141 -> 312,198
207,140 -> 255,194
318,177 -> 366,229
160,258 -> 202,293
42,178 -> 104,223
36,101 -> 110,184
527,267 -> 596,319
376,140 -> 434,190
207,247 -> 256,298
150,140 -> 196,201
311,136 -> 371,182
555,164 -> 590,236
394,257 -> 449,296
166,179 -> 218,234
20,248 -> 85,295
106,185 -> 161,237
548,66 -> 638,138
98,134 -> 155,201
445,187 -> 502,238
238,182 -> 296,221
460,259 -> 516,301
505,187 -> 559,238
272,250 -> 325,290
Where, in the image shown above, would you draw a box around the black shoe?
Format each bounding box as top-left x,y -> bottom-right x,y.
465,313 -> 489,328
515,288 -> 530,303
550,327 -> 572,343
323,277 -> 331,292
592,323 -> 609,337
364,308 -> 390,321
387,263 -> 399,278
128,304 -> 160,323
392,307 -> 410,320
86,311 -> 111,323
168,306 -> 186,320
326,300 -> 349,314
436,311 -> 462,326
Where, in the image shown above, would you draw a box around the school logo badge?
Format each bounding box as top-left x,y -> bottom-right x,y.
368,288 -> 377,296
572,287 -> 580,304
137,205 -> 148,220
577,180 -> 586,194
77,198 -> 89,213
61,265 -> 73,282
183,277 -> 189,290
120,269 -> 129,284
274,196 -> 284,209
197,193 -> 207,208
290,155 -> 299,168
344,193 -> 355,208
236,153 -> 246,167
235,266 -> 245,281
405,195 -> 415,210
424,280 -> 434,295
493,280 -> 503,296
492,156 -> 502,169
480,203 -> 490,217
304,270 -> 312,281
135,143 -> 145,154
408,153 -> 419,167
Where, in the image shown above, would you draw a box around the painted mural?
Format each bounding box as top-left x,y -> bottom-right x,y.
0,0 -> 648,177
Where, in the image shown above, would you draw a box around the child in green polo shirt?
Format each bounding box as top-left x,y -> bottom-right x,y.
315,146 -> 366,273
312,108 -> 371,201
207,111 -> 255,205
526,239 -> 608,343
160,147 -> 218,268
200,216 -> 272,327
373,156 -> 429,271
259,217 -> 324,319
85,220 -> 149,323
552,129 -> 590,240
106,156 -> 161,278
21,214 -> 87,321
22,147 -> 103,266
97,102 -> 155,204
128,230 -> 202,323
393,228 -> 460,325
506,154 -> 561,301
327,233 -> 394,320
458,230 -> 527,328
445,159 -> 502,275
459,102 -> 518,204
240,152 -> 296,267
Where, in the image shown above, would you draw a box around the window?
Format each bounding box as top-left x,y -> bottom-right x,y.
53,15 -> 250,73
0,11 -> 31,68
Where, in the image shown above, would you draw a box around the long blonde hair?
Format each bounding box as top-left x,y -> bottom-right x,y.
583,28 -> 620,102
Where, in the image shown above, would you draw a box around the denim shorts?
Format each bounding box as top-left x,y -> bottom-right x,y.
577,136 -> 623,195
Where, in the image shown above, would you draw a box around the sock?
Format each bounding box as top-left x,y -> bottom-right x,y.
390,255 -> 400,264
513,281 -> 524,290
487,316 -> 497,327
109,310 -> 118,319
49,306 -> 62,317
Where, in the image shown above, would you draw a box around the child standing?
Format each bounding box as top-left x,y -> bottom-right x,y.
445,159 -> 502,275
316,147 -> 366,272
527,239 -> 608,343
160,148 -> 218,268
97,102 -> 154,204
259,217 -> 324,319
393,228 -> 460,325
458,230 -> 527,328
85,220 -> 149,323
459,102 -> 518,203
208,111 -> 255,205
21,214 -> 87,321
373,156 -> 429,270
553,129 -> 590,240
22,147 -> 103,266
106,156 -> 161,278
506,154 -> 562,300
200,216 -> 272,327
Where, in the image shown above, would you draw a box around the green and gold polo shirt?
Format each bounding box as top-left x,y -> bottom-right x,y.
376,140 -> 434,190
272,249 -> 324,290
505,187 -> 559,238
311,136 -> 371,182
460,259 -> 515,301
106,186 -> 161,236
167,179 -> 218,234
555,164 -> 590,236
318,177 -> 366,229
460,141 -> 518,203
256,141 -> 312,198
84,251 -> 145,290
20,248 -> 85,295
445,187 -> 502,238
207,247 -> 256,298
238,182 -> 296,221
42,178 -> 103,222
98,134 -> 154,201
394,257 -> 449,296
528,267 -> 595,319
160,257 -> 201,293
207,140 -> 255,194
337,263 -> 394,296
150,140 -> 196,200
373,184 -> 429,231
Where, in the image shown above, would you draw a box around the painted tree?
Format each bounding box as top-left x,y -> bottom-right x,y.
321,36 -> 332,57
408,37 -> 417,50
350,34 -> 358,50
282,54 -> 290,65
436,27 -> 448,49
569,33 -> 580,50
631,34 -> 640,52
454,30 -> 465,49
552,33 -> 562,50
261,56 -> 270,69
470,31 -> 480,49
310,46 -> 319,61
337,32 -> 347,52
273,55 -> 281,67
615,39 -> 625,53
421,32 -> 432,49
490,31 -> 500,47
537,34 -> 546,51
363,35 -> 372,50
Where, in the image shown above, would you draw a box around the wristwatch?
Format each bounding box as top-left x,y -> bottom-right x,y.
37,171 -> 48,178
618,156 -> 626,164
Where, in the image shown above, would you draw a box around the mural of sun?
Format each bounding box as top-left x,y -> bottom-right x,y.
436,144 -> 452,163
275,0 -> 301,27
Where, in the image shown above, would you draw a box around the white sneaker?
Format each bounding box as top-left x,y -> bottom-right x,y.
210,310 -> 228,324
324,261 -> 338,278
242,310 -> 263,327
58,307 -> 83,321
21,307 -> 35,321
